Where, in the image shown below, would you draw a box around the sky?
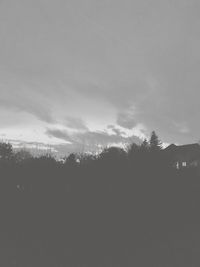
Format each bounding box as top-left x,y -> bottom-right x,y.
0,0 -> 200,155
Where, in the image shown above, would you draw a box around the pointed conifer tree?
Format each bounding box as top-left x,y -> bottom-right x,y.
149,131 -> 162,152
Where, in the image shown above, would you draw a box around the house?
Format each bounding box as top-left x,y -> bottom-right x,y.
164,143 -> 200,169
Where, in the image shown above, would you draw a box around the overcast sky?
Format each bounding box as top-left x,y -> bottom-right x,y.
0,0 -> 200,154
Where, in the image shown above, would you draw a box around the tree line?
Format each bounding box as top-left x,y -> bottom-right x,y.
0,131 -> 162,163
0,131 -> 199,267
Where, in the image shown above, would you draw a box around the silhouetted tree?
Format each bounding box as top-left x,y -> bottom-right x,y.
127,143 -> 142,166
37,153 -> 56,166
149,131 -> 162,152
79,153 -> 96,166
14,149 -> 32,163
127,143 -> 140,155
0,142 -> 13,161
140,138 -> 149,151
99,146 -> 126,163
65,153 -> 77,167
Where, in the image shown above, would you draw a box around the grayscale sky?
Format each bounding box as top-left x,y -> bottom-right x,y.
0,0 -> 200,154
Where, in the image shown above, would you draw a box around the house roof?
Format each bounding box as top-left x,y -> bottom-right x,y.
164,144 -> 177,152
165,143 -> 200,152
164,143 -> 200,162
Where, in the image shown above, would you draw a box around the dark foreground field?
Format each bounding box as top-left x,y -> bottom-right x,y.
0,162 -> 200,267
0,141 -> 200,266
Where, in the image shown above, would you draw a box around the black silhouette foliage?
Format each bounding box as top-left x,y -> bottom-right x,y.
149,130 -> 162,151
0,133 -> 199,267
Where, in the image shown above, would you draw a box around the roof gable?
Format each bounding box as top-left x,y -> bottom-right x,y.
164,143 -> 200,162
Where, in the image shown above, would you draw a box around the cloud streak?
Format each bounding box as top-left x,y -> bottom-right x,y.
64,116 -> 88,131
46,127 -> 141,153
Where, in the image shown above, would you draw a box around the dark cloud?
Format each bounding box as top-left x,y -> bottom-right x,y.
17,102 -> 54,123
46,129 -> 72,142
0,94 -> 54,123
116,111 -> 137,129
64,116 -> 88,130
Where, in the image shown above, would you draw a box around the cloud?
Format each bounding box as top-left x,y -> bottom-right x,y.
0,0 -> 200,146
116,109 -> 137,129
107,125 -> 126,136
64,116 -> 88,131
46,129 -> 72,143
16,102 -> 54,123
0,87 -> 54,123
46,127 -> 141,153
